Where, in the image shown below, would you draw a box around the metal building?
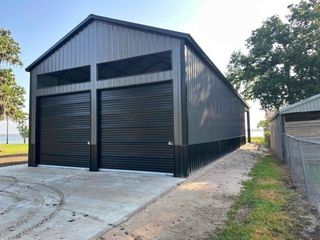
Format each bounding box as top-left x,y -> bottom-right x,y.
270,94 -> 320,161
26,15 -> 250,177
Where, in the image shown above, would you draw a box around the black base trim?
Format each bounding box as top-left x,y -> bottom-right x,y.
174,136 -> 246,177
90,144 -> 98,171
174,145 -> 188,177
28,143 -> 37,167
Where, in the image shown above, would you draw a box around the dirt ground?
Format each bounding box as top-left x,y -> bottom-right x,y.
0,156 -> 27,167
98,144 -> 259,240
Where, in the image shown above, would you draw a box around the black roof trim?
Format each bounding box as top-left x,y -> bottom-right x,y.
25,14 -> 248,108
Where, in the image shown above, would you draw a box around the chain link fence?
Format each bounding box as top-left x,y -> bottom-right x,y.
283,133 -> 320,211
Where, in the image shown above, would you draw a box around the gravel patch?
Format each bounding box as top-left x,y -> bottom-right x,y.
99,144 -> 259,240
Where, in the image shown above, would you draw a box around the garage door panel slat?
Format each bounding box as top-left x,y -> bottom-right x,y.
40,129 -> 90,142
99,100 -> 172,111
100,122 -> 172,128
38,92 -> 90,168
100,87 -> 172,101
40,154 -> 89,168
40,144 -> 90,154
101,145 -> 174,158
99,81 -> 174,173
100,128 -> 172,142
100,114 -> 173,127
40,92 -> 89,106
100,156 -> 173,172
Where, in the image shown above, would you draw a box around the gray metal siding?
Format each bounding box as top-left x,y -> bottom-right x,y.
270,114 -> 284,161
29,20 -> 183,147
184,46 -> 246,145
285,120 -> 320,141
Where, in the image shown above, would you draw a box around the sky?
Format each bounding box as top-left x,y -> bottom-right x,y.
0,0 -> 300,134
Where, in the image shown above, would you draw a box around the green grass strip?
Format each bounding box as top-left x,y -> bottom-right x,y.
0,144 -> 28,156
213,155 -> 299,240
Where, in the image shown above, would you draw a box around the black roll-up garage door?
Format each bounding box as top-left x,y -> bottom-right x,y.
98,81 -> 174,173
37,92 -> 91,168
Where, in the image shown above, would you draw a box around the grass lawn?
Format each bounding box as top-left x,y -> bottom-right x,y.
251,136 -> 265,145
0,144 -> 28,156
213,154 -> 318,240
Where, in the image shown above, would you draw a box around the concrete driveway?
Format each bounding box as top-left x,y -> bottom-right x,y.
0,165 -> 183,240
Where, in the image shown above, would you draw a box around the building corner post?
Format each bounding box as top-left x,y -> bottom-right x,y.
28,74 -> 37,167
174,40 -> 189,177
90,21 -> 98,171
246,110 -> 251,143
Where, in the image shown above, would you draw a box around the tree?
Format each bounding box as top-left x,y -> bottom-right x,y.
0,28 -> 25,144
0,69 -> 25,144
227,0 -> 320,110
0,29 -> 22,66
16,112 -> 28,144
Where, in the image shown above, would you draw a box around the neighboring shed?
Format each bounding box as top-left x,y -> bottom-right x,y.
270,94 -> 320,161
26,15 -> 250,177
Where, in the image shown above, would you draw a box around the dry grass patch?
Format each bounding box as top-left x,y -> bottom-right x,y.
256,189 -> 287,205
257,178 -> 281,185
252,227 -> 276,240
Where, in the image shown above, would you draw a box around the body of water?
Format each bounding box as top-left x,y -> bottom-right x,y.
0,134 -> 28,144
250,129 -> 264,137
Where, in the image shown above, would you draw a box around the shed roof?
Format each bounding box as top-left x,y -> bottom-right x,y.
25,14 -> 249,109
271,93 -> 320,120
280,94 -> 320,114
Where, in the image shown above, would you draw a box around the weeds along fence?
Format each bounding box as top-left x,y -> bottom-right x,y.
283,133 -> 320,211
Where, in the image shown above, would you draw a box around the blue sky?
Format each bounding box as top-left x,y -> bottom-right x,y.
2,0 -> 203,103
0,0 -> 299,134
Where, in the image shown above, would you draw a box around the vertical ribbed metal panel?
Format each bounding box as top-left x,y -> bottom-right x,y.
95,21 -> 176,62
98,81 -> 174,173
38,92 -> 90,167
185,45 -> 246,145
37,23 -> 93,73
187,136 -> 246,174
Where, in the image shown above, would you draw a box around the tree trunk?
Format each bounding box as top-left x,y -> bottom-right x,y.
6,115 -> 9,144
23,137 -> 26,144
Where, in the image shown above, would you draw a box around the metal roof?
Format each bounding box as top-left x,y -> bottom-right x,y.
280,94 -> 320,114
25,14 -> 249,108
270,93 -> 320,120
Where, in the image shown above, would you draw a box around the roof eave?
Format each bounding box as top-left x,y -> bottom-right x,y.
279,94 -> 320,115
